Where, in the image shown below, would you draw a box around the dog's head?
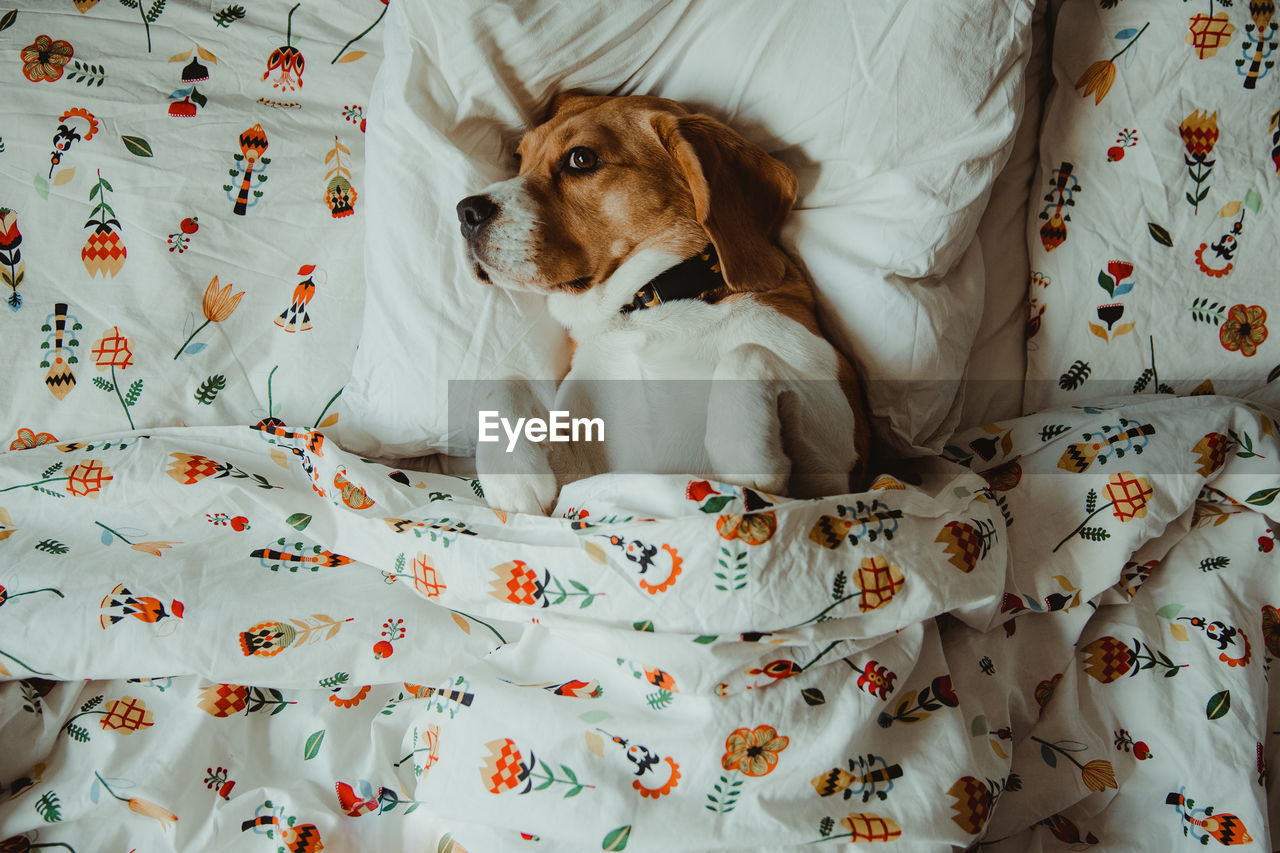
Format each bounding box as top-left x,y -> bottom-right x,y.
457,92 -> 798,295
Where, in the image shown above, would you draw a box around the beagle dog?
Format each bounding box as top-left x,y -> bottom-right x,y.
457,92 -> 870,515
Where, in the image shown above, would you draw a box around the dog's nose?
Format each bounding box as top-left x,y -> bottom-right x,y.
456,195 -> 498,239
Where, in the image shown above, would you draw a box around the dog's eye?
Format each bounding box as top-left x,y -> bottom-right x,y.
564,147 -> 598,173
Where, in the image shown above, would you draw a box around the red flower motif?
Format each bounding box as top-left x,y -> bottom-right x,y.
856,660 -> 896,699
1106,260 -> 1134,283
265,46 -> 304,91
21,35 -> 74,83
0,208 -> 19,250
335,781 -> 380,817
686,480 -> 718,502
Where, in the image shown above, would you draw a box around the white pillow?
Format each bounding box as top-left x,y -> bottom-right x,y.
341,0 -> 1034,459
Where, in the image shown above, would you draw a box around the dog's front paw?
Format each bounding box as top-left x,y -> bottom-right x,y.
478,471 -> 559,517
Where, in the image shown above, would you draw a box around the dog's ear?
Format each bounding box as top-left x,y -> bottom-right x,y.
541,89 -> 596,125
652,112 -> 797,292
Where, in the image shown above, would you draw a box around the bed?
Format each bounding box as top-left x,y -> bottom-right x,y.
1,1 -> 1278,850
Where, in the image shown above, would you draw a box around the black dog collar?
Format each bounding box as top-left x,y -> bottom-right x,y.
619,245 -> 723,315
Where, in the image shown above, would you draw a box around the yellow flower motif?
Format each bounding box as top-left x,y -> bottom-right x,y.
1219,304 -> 1267,358
1080,759 -> 1117,792
721,724 -> 789,777
1104,472 -> 1153,522
855,556 -> 905,612
1074,60 -> 1116,104
100,696 -> 154,734
1180,109 -> 1220,160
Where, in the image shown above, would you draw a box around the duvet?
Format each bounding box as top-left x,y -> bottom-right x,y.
1,394 -> 1278,851
4,1 -> 1280,851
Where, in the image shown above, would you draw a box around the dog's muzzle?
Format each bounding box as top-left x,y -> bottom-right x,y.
456,194 -> 498,240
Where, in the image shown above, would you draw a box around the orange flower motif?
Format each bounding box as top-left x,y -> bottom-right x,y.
21,35 -> 74,82
488,560 -> 543,606
100,696 -> 154,734
127,797 -> 178,831
1074,60 -> 1116,104
1080,759 -> 1117,792
9,428 -> 57,451
197,683 -> 248,717
166,452 -> 227,485
721,724 -> 789,777
716,511 -> 777,545
130,541 -> 180,556
1104,472 -> 1153,522
92,327 -> 134,370
1220,304 -> 1268,357
480,738 -> 527,793
328,684 -> 372,708
65,459 -> 112,497
410,552 -> 446,598
201,275 -> 245,322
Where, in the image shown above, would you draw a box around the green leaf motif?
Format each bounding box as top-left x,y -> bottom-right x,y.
0,10 -> 17,33
1097,269 -> 1115,296
1245,188 -> 1261,214
698,495 -> 735,514
1155,603 -> 1183,619
303,729 -> 325,760
602,825 -> 631,851
33,174 -> 49,200
125,379 -> 144,407
1206,690 -> 1230,720
1246,487 -> 1280,507
286,512 -> 312,531
1147,222 -> 1173,246
122,135 -> 154,158
801,687 -> 825,706
35,790 -> 61,823
194,374 -> 226,405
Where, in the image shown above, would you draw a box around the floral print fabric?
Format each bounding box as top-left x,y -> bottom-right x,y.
0,2 -> 381,448
1,394 -> 1278,849
1025,1 -> 1280,411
